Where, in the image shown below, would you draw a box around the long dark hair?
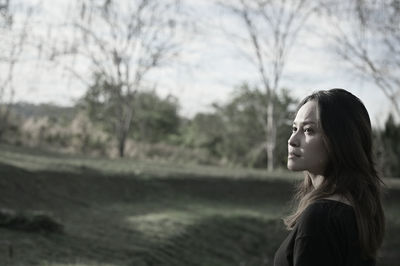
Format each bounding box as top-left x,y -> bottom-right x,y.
284,88 -> 385,260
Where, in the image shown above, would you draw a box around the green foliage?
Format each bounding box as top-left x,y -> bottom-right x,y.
274,89 -> 297,168
182,113 -> 224,157
380,114 -> 400,177
214,85 -> 266,165
132,92 -> 181,143
0,105 -> 20,142
82,73 -> 127,134
82,73 -> 181,144
182,83 -> 296,168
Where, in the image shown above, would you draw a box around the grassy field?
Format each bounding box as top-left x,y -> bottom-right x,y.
0,144 -> 399,266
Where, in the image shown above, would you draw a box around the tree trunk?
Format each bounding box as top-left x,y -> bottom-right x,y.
118,134 -> 125,157
266,99 -> 275,171
117,124 -> 126,157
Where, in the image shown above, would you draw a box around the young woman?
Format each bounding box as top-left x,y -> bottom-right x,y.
274,89 -> 385,266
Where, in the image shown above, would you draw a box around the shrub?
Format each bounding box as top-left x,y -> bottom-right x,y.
0,208 -> 64,234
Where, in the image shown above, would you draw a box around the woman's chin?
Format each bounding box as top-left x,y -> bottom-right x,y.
287,162 -> 302,171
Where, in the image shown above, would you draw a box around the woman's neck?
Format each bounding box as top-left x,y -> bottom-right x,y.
306,171 -> 353,207
306,171 -> 325,189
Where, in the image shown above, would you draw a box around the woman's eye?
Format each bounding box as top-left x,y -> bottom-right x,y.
292,126 -> 297,132
304,128 -> 314,134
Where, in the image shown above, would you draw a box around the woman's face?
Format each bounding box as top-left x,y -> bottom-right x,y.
287,100 -> 328,175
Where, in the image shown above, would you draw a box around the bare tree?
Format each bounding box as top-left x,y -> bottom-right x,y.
321,0 -> 400,118
48,0 -> 185,157
0,0 -> 10,26
219,0 -> 317,171
0,0 -> 32,138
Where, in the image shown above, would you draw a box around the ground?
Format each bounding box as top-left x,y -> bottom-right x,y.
0,144 -> 399,266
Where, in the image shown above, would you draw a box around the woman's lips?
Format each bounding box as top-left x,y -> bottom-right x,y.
288,152 -> 301,158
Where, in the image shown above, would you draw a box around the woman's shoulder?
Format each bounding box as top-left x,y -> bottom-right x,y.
296,199 -> 356,237
302,198 -> 355,221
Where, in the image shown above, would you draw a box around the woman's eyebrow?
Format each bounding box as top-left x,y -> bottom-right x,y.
293,121 -> 316,126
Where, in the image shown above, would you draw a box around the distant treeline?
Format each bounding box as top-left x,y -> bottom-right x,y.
1,84 -> 399,177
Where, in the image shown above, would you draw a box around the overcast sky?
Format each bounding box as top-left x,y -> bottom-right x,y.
3,0 -> 394,128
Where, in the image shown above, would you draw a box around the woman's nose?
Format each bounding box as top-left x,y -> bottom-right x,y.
288,133 -> 299,147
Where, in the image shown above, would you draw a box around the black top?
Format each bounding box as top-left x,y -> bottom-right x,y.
274,199 -> 375,266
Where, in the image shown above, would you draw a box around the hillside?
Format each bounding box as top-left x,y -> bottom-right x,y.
0,144 -> 399,266
7,102 -> 76,120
